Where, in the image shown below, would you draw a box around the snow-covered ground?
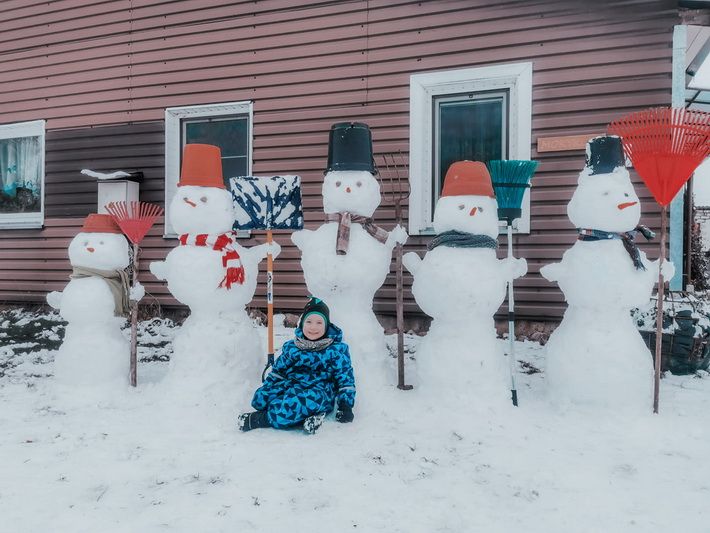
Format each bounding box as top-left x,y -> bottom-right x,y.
1,308 -> 709,532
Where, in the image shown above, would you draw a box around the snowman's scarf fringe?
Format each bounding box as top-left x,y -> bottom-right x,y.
577,225 -> 655,271
428,230 -> 498,251
325,212 -> 389,255
178,232 -> 246,288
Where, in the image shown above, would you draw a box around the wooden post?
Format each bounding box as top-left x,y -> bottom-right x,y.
130,242 -> 139,387
653,206 -> 668,414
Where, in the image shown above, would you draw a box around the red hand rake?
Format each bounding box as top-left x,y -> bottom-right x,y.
608,107 -> 710,413
105,201 -> 164,387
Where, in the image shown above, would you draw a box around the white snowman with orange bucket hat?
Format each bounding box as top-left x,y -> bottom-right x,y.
149,144 -> 279,392
47,213 -> 144,387
404,161 -> 526,402
540,135 -> 673,410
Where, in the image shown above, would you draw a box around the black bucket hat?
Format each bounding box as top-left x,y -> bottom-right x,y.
585,135 -> 626,175
325,122 -> 377,175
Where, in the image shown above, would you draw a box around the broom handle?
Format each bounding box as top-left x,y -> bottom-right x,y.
653,206 -> 667,414
507,223 -> 518,406
267,230 -> 274,369
130,242 -> 139,387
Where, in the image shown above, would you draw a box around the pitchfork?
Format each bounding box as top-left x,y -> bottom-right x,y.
379,152 -> 413,390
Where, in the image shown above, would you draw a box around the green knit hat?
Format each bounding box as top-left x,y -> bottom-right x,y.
299,296 -> 330,330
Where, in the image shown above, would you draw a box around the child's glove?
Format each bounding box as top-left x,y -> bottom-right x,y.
335,405 -> 354,423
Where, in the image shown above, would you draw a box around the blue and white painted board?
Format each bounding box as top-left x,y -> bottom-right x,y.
229,175 -> 304,231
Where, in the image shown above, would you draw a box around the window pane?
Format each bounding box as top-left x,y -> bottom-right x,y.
0,136 -> 42,214
222,157 -> 248,180
183,116 -> 249,187
437,98 -> 504,195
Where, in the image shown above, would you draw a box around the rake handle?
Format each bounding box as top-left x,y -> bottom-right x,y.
653,206 -> 667,414
130,242 -> 139,387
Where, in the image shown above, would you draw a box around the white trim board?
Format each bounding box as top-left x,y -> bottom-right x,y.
408,62 -> 533,235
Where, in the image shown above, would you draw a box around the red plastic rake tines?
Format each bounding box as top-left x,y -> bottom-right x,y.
608,107 -> 710,206
608,106 -> 710,414
105,201 -> 163,244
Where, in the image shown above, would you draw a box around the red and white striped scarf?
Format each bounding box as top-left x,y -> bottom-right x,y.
178,232 -> 246,289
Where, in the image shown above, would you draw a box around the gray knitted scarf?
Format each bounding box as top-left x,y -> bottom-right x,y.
428,230 -> 498,251
294,336 -> 334,352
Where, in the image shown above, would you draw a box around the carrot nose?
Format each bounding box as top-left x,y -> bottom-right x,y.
346,187 -> 351,193
617,201 -> 637,210
469,207 -> 477,216
184,198 -> 197,207
86,247 -> 95,253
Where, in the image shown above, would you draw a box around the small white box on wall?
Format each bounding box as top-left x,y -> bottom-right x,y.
97,179 -> 140,214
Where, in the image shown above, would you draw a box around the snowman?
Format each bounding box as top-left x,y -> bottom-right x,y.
291,122 -> 407,379
47,214 -> 144,387
540,136 -> 673,411
149,144 -> 279,394
403,161 -> 526,403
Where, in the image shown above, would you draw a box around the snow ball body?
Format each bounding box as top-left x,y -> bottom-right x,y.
541,164 -> 664,411
157,185 -> 259,315
292,170 -> 405,371
53,231 -> 130,386
406,194 -> 523,402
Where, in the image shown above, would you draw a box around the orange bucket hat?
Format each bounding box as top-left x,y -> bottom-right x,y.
81,213 -> 123,234
441,161 -> 495,198
179,143 -> 225,189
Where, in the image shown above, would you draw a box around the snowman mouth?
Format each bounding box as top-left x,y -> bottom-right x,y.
617,201 -> 637,210
184,198 -> 197,207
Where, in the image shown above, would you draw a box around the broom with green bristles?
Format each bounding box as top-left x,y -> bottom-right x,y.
486,159 -> 539,407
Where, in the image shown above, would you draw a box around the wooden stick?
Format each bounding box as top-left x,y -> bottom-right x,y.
130,242 -> 139,387
653,205 -> 667,414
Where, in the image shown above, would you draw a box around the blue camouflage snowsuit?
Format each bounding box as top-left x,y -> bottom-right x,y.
251,324 -> 356,429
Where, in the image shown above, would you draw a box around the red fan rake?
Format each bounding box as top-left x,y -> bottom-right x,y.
608,107 -> 710,413
106,201 -> 164,387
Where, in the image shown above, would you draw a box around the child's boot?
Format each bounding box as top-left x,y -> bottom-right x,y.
238,410 -> 270,432
303,413 -> 326,434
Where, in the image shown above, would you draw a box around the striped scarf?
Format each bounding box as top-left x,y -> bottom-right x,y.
178,232 -> 246,288
325,212 -> 389,255
577,225 -> 655,271
294,336 -> 334,352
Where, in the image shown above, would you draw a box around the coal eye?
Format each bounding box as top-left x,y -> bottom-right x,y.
335,181 -> 342,187
200,196 -> 207,203
83,240 -> 88,246
458,204 -> 465,210
624,193 -> 629,197
478,206 -> 484,213
99,240 -> 104,245
603,191 -> 610,196
356,181 -> 362,187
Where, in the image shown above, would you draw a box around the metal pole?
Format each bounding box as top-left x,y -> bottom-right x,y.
507,223 -> 518,406
266,230 -> 275,371
653,206 -> 667,413
395,201 -> 412,390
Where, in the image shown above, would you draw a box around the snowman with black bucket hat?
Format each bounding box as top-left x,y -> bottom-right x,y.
291,122 -> 408,384
540,135 -> 674,411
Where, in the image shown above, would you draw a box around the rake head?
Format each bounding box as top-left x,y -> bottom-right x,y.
105,201 -> 163,245
608,107 -> 710,206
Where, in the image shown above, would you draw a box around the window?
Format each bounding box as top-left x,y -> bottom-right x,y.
409,63 -> 533,235
164,101 -> 253,236
0,120 -> 45,229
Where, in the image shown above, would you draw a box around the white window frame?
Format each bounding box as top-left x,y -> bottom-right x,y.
409,62 -> 533,235
0,119 -> 46,229
164,101 -> 253,237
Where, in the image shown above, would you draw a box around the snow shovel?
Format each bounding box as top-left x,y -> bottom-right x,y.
229,175 -> 304,381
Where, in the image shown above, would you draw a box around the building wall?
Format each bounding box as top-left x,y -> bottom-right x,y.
0,0 -> 680,319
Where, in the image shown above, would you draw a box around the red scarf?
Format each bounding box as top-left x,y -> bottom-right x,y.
178,232 -> 245,289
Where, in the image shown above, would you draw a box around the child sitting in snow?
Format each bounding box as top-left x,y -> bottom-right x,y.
238,297 -> 356,434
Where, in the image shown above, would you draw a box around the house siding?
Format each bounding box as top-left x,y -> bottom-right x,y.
0,0 -> 680,320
